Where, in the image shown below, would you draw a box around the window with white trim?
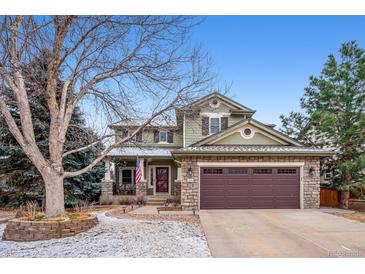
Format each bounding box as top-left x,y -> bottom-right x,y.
241,126 -> 255,139
210,117 -> 220,134
324,170 -> 332,180
119,168 -> 136,184
159,131 -> 167,142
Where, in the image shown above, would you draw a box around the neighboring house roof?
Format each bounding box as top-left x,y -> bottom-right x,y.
172,145 -> 334,156
108,146 -> 173,157
191,118 -> 304,147
180,92 -> 256,113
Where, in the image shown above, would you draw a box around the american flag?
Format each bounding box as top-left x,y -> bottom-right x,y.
135,156 -> 141,184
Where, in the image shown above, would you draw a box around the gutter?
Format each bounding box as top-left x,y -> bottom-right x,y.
171,151 -> 335,157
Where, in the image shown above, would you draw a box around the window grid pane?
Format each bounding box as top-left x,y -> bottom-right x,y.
159,131 -> 167,142
122,169 -> 132,184
277,168 -> 297,174
228,169 -> 248,174
210,118 -> 220,134
253,168 -> 272,174
203,168 -> 223,174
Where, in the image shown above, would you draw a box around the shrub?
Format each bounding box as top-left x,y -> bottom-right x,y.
33,214 -> 46,221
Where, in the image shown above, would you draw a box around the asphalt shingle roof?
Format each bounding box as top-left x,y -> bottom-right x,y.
108,147 -> 173,157
172,145 -> 333,155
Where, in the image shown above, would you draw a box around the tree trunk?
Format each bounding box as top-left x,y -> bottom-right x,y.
340,165 -> 352,209
341,190 -> 350,208
42,172 -> 65,217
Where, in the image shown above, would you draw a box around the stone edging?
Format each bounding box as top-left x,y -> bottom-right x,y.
2,214 -> 98,242
157,206 -> 183,211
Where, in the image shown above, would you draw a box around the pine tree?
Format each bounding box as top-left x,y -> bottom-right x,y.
280,41 -> 365,206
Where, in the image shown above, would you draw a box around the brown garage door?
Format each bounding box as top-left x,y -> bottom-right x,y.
200,167 -> 300,209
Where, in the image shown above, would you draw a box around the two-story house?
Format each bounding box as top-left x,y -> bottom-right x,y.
100,92 -> 332,209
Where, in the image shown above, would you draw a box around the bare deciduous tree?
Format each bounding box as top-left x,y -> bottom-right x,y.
0,16 -> 212,216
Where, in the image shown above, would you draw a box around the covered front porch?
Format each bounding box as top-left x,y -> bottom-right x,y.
100,147 -> 181,205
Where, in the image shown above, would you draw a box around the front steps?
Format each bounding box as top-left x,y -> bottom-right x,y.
146,195 -> 169,206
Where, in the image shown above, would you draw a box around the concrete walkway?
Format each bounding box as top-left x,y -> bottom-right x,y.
129,206 -> 159,214
199,209 -> 365,258
129,206 -> 196,215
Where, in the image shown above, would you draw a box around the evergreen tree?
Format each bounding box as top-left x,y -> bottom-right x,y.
0,54 -> 104,207
280,41 -> 365,205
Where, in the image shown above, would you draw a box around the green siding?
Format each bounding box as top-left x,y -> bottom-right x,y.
228,115 -> 244,126
214,132 -> 283,145
184,102 -> 246,146
200,103 -> 231,114
184,113 -> 203,147
140,129 -> 183,147
115,128 -> 183,148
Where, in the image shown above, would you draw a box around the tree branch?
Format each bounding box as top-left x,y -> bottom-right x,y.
63,94 -> 179,178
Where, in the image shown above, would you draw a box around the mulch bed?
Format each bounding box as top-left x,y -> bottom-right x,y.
0,210 -> 15,223
332,212 -> 365,224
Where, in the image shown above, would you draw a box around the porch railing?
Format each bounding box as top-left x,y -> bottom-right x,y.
113,183 -> 136,195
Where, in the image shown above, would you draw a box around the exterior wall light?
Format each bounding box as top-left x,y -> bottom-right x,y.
187,167 -> 193,178
309,166 -> 315,176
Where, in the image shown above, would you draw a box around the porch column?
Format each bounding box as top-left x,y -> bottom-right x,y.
104,157 -> 111,181
100,157 -> 113,205
176,167 -> 182,182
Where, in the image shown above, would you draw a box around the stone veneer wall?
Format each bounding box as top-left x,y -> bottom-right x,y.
136,180 -> 147,198
100,179 -> 113,204
173,180 -> 181,203
2,215 -> 98,242
180,156 -> 321,210
100,179 -> 148,205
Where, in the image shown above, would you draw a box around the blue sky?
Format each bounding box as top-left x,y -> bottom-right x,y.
190,16 -> 365,126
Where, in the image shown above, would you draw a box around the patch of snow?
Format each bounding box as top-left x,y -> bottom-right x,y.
0,212 -> 210,258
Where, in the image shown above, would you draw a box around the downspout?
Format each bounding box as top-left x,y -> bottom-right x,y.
183,113 -> 186,148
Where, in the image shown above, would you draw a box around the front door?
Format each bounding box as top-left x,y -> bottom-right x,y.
156,167 -> 169,193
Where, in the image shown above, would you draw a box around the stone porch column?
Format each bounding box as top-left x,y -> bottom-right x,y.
180,159 -> 199,210
100,157 -> 114,204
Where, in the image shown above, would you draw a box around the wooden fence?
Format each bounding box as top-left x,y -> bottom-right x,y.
320,187 -> 340,207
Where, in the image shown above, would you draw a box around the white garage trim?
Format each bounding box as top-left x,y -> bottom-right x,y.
197,162 -> 305,210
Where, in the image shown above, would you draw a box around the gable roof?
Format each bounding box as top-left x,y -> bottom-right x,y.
191,118 -> 304,147
181,92 -> 256,113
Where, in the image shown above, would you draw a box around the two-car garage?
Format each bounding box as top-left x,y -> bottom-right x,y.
200,166 -> 300,209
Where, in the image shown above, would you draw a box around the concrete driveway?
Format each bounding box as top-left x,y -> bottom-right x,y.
199,209 -> 365,258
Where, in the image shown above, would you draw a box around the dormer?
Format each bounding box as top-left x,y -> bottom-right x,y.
179,92 -> 256,147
